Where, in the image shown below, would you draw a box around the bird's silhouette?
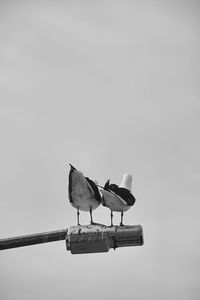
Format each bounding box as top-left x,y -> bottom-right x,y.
68,164 -> 101,225
100,174 -> 136,226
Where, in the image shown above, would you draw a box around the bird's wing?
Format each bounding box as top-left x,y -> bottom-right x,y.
68,167 -> 74,203
101,188 -> 127,206
85,177 -> 102,203
116,187 -> 136,206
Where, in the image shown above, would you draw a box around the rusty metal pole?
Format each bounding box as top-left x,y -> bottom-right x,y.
0,229 -> 67,250
0,225 -> 144,254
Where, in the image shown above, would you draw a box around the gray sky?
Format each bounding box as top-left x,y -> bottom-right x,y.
0,1 -> 199,299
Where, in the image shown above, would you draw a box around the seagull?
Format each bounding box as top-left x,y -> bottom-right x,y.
100,174 -> 136,226
68,164 -> 101,225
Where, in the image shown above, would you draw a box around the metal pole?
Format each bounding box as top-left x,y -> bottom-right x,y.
0,229 -> 67,250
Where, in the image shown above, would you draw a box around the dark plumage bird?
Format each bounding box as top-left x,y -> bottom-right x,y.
100,174 -> 136,226
68,164 -> 101,225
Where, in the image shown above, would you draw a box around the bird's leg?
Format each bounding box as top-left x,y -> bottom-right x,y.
77,207 -> 80,226
110,210 -> 113,227
90,207 -> 94,225
120,211 -> 124,226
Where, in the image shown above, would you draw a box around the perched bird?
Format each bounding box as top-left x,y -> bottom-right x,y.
100,174 -> 136,226
68,164 -> 101,225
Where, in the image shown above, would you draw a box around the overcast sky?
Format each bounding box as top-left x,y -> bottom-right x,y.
0,1 -> 199,299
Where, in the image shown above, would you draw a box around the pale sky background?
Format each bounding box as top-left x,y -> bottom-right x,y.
0,1 -> 199,299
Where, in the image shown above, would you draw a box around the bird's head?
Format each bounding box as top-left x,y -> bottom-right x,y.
119,173 -> 132,191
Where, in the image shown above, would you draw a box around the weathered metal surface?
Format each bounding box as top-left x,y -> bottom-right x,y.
0,224 -> 144,254
66,224 -> 144,254
0,229 -> 67,250
67,232 -> 110,254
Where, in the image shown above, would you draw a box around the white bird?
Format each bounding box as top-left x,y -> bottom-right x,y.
68,164 -> 101,225
100,174 -> 136,226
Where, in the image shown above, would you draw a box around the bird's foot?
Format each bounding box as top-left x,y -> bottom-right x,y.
90,221 -> 102,226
